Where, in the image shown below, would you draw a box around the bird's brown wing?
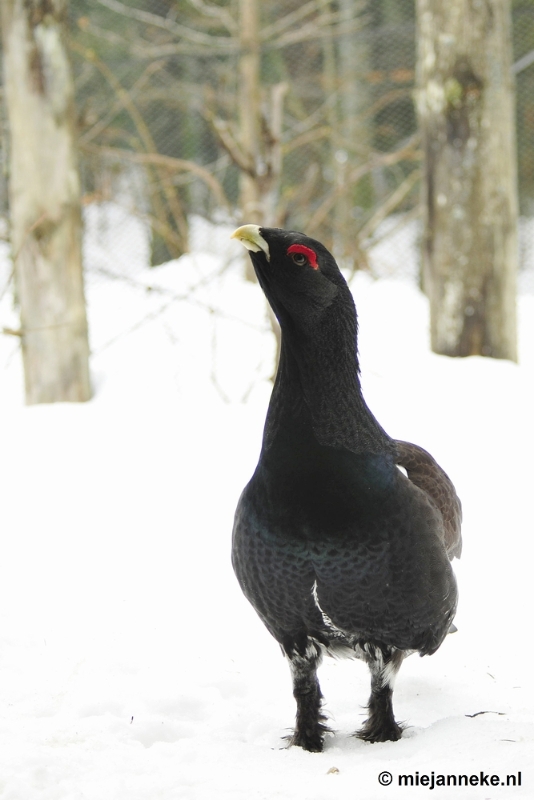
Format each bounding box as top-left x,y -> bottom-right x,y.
395,440 -> 462,560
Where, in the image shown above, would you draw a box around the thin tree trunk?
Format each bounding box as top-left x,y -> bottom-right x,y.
416,0 -> 518,360
238,0 -> 262,224
338,0 -> 371,269
263,82 -> 287,228
1,0 -> 92,402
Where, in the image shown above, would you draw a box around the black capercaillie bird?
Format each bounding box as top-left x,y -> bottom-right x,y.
231,224 -> 462,751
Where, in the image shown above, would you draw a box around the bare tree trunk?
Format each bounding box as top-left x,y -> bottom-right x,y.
1,0 -> 91,403
338,0 -> 371,269
320,0 -> 341,257
416,0 -> 518,360
263,82 -> 287,227
238,0 -> 262,224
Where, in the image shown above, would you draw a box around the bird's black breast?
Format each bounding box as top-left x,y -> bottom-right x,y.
232,445 -> 457,654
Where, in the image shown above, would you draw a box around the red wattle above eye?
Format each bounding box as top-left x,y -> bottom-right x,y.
287,244 -> 319,270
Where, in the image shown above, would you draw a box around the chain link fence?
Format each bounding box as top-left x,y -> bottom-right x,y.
66,0 -> 533,278
68,0 -> 422,279
1,0 -> 534,372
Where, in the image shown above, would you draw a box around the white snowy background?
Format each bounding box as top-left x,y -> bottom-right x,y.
0,211 -> 533,799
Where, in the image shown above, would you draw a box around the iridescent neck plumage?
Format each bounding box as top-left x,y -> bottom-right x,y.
263,322 -> 394,457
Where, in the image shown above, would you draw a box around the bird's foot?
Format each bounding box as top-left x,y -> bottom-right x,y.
356,716 -> 404,743
285,722 -> 330,752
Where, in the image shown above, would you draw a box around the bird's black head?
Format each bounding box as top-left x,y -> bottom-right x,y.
231,225 -> 355,330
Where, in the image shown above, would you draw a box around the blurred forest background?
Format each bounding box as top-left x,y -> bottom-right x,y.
1,0 -> 532,269
1,0 -> 534,402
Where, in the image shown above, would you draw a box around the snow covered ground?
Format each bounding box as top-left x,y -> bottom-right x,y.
0,215 -> 534,799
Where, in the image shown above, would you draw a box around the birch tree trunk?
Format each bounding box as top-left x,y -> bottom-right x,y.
1,0 -> 92,403
416,0 -> 518,360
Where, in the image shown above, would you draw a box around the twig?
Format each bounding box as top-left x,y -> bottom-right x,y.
283,125 -> 332,155
79,60 -> 167,146
465,711 -> 506,718
88,266 -> 268,333
92,297 -> 179,354
269,12 -> 368,50
512,48 -> 534,75
358,168 -> 422,243
77,18 -> 237,58
366,204 -> 422,252
205,112 -> 255,178
1,327 -> 22,337
185,0 -> 237,35
348,134 -> 421,182
361,88 -> 415,121
261,0 -> 323,40
81,143 -> 231,213
91,0 -> 234,49
0,265 -> 14,304
73,42 -> 189,250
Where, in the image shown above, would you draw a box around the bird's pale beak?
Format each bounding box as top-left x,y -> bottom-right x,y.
231,224 -> 270,262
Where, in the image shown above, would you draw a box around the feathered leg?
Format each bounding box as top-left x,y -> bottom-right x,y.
285,638 -> 328,752
357,646 -> 405,743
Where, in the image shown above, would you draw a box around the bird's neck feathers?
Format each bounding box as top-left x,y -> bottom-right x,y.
262,301 -> 394,457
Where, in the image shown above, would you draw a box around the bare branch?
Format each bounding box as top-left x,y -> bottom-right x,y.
92,268 -> 269,356
0,266 -> 14,304
282,125 -> 331,154
306,141 -> 421,235
277,163 -> 320,227
80,60 -> 167,145
77,15 -> 238,57
2,327 -> 23,337
512,48 -> 534,75
112,40 -> 239,58
205,112 -> 256,177
361,87 -> 414,121
269,9 -> 369,49
358,168 -> 422,243
76,17 -> 132,50
71,42 -> 158,154
72,42 -> 189,247
306,188 -> 342,235
347,135 -> 421,183
261,0 -> 323,40
284,94 -> 337,138
81,143 -> 232,213
185,0 -> 238,35
138,211 -> 187,253
366,204 -> 422,252
91,0 -> 235,49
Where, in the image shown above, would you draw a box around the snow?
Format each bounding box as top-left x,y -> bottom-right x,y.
1,215 -> 534,799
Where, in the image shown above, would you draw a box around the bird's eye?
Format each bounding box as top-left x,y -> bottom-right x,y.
286,244 -> 319,270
